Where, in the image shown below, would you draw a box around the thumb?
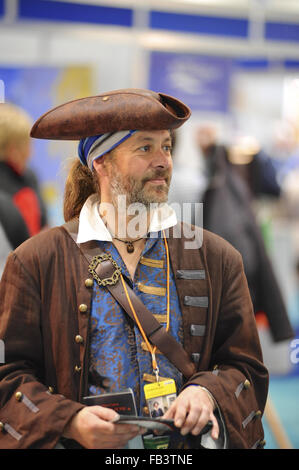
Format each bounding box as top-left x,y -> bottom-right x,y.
88,405 -> 120,421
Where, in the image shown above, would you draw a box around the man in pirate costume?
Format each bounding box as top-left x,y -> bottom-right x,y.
0,89 -> 268,449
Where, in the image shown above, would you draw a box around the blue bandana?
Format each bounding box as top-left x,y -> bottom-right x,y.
78,130 -> 136,170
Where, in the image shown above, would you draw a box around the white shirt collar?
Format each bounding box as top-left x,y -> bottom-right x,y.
76,193 -> 177,244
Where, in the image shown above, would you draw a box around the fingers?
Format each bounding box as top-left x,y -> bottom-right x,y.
177,406 -> 219,440
185,407 -> 219,439
162,388 -> 220,441
114,424 -> 144,436
89,406 -> 142,435
67,405 -> 144,448
209,414 -> 219,440
180,404 -> 207,435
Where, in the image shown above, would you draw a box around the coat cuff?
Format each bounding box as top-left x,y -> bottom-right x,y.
0,382 -> 85,449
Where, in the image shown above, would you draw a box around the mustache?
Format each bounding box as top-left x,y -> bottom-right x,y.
142,169 -> 171,184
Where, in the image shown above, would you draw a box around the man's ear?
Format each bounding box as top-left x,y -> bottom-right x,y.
93,155 -> 108,177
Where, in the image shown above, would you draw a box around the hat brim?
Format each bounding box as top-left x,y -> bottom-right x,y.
30,88 -> 191,140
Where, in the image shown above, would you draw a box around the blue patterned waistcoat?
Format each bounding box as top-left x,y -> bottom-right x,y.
88,233 -> 183,414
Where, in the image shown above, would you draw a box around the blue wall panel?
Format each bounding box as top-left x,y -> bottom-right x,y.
284,59 -> 299,68
0,0 -> 4,18
150,10 -> 249,38
233,58 -> 270,69
265,21 -> 299,42
18,0 -> 133,27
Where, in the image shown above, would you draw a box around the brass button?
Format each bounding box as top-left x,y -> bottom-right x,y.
84,279 -> 93,288
143,406 -> 149,416
79,304 -> 88,313
244,379 -> 251,389
75,335 -> 84,344
0,422 -> 4,432
102,96 -> 109,101
255,410 -> 262,419
258,439 -> 266,448
74,365 -> 82,373
48,386 -> 54,394
15,391 -> 23,401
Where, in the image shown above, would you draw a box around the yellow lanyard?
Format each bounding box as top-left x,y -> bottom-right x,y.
120,230 -> 170,382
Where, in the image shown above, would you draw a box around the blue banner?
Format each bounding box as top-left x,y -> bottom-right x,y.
149,51 -> 232,112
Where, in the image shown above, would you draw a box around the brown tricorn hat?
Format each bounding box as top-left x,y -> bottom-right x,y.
30,88 -> 191,140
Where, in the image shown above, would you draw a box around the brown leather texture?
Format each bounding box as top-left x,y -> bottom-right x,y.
30,88 -> 191,140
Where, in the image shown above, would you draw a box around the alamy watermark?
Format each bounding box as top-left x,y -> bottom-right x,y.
0,339 -> 4,364
290,338 -> 299,365
100,198 -> 203,249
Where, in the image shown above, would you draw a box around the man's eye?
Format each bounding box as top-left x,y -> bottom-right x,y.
164,145 -> 172,152
139,145 -> 150,152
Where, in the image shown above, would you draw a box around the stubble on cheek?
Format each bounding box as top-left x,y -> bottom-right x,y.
108,162 -> 171,207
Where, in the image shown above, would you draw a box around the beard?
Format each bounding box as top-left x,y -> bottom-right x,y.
108,166 -> 171,209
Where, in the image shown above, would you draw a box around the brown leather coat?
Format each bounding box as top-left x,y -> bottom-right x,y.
0,223 -> 268,449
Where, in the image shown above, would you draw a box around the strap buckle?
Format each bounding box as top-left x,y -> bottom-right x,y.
88,253 -> 121,287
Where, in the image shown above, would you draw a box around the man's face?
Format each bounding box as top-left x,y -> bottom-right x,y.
104,130 -> 173,208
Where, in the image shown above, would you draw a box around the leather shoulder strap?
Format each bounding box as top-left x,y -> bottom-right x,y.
63,219 -> 196,379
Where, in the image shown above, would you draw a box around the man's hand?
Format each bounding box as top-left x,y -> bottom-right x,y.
63,405 -> 144,449
162,386 -> 219,440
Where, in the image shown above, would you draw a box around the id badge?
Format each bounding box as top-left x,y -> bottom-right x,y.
144,379 -> 177,418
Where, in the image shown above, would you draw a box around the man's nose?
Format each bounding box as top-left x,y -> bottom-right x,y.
151,148 -> 171,169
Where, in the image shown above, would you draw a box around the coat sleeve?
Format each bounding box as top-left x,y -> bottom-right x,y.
0,252 -> 84,449
183,247 -> 269,449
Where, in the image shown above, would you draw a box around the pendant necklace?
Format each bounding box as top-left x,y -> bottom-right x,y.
113,237 -> 144,253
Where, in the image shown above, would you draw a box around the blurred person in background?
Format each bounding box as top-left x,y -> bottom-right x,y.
196,124 -> 294,343
0,103 -> 48,243
230,136 -> 281,199
270,120 -> 299,218
0,191 -> 29,277
270,120 -> 299,176
168,130 -> 206,225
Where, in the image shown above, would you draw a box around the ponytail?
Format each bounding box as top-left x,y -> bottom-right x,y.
63,159 -> 99,222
